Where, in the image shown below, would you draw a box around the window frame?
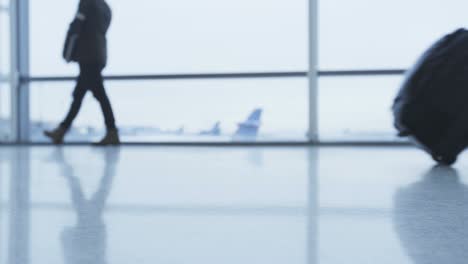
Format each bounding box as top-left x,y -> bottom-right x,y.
9,0 -> 410,144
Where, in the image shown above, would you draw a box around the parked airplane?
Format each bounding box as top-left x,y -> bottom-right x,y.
199,121 -> 221,136
234,108 -> 263,138
199,108 -> 263,139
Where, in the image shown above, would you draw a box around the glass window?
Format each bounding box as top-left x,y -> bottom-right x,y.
0,83 -> 11,141
0,2 -> 11,141
0,5 -> 10,76
30,0 -> 308,76
319,76 -> 404,142
29,78 -> 308,142
319,0 -> 468,70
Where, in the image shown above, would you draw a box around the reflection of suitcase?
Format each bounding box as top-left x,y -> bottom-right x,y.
393,28 -> 468,165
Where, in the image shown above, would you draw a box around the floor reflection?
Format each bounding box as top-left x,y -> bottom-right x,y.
8,148 -> 31,264
2,147 -> 317,264
52,148 -> 119,264
394,166 -> 468,263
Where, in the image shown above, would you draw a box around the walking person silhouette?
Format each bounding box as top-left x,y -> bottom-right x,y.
45,0 -> 119,145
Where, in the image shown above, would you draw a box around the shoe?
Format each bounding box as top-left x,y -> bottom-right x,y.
93,129 -> 120,146
44,126 -> 67,144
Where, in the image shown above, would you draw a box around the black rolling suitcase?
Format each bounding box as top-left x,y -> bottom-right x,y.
393,28 -> 468,165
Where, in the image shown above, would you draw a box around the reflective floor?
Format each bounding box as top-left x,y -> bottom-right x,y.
1,146 -> 468,264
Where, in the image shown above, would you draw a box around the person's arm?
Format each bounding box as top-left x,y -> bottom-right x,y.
63,0 -> 94,62
68,0 -> 94,34
76,0 -> 93,21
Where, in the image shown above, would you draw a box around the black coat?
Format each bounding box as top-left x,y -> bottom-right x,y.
64,0 -> 112,66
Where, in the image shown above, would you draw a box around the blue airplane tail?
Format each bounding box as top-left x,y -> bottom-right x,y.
200,121 -> 221,136
235,108 -> 263,138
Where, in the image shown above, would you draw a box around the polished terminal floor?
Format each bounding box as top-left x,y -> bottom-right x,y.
1,146 -> 468,264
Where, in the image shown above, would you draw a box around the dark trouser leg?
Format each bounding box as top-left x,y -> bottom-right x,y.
61,63 -> 116,131
89,70 -> 116,131
60,76 -> 87,130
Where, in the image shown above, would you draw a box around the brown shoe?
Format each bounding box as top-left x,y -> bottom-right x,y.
94,129 -> 120,146
44,126 -> 67,144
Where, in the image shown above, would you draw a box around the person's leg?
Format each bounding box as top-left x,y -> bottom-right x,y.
93,83 -> 117,131
88,65 -> 116,131
87,64 -> 119,145
60,76 -> 87,130
44,67 -> 87,144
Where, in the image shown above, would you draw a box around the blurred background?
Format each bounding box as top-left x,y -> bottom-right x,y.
2,0 -> 468,143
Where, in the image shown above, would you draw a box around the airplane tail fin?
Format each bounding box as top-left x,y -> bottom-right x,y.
246,109 -> 262,123
200,121 -> 221,136
234,108 -> 263,138
210,122 -> 221,135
